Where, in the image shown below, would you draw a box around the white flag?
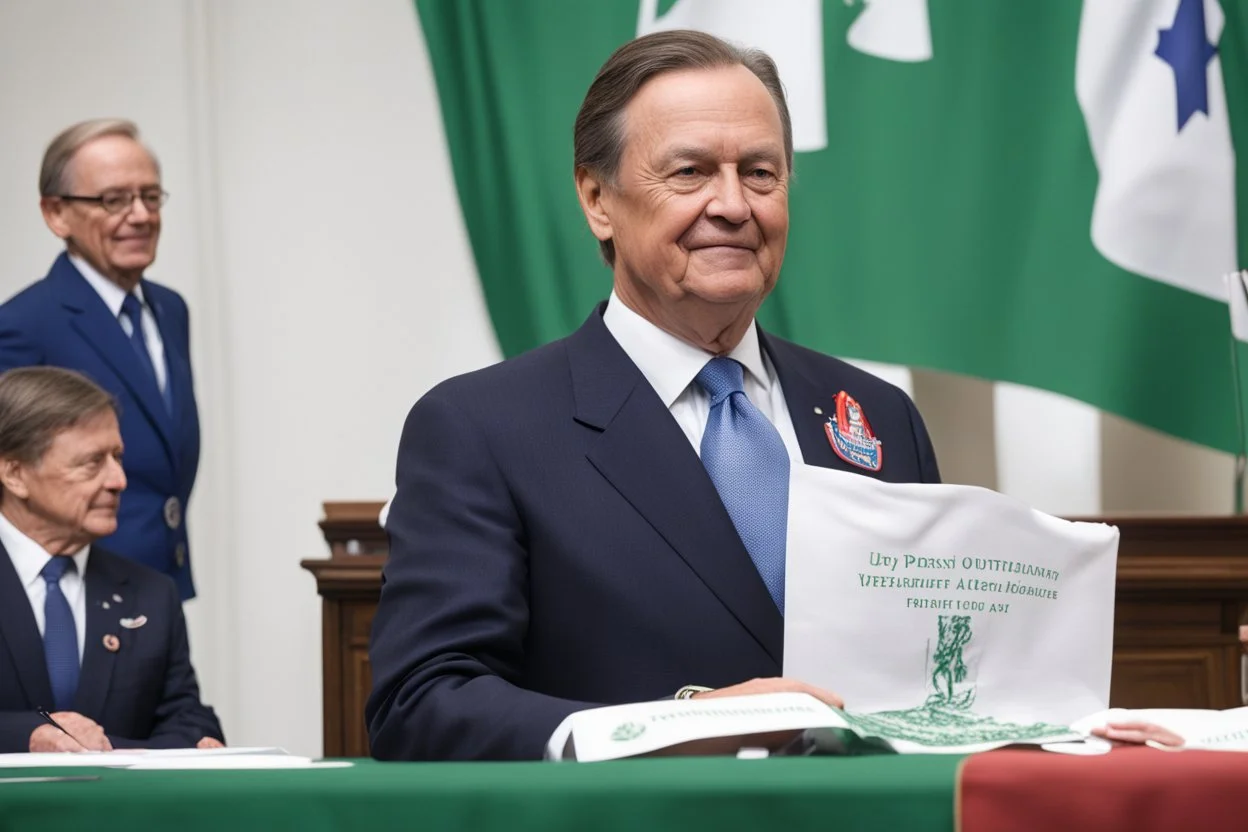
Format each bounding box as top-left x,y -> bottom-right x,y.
1076,0 -> 1238,300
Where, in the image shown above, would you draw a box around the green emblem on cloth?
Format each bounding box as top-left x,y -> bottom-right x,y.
842,615 -> 1071,746
611,722 -> 646,742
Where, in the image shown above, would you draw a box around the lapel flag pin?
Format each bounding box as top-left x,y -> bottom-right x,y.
824,391 -> 884,472
119,615 -> 147,630
102,634 -> 120,653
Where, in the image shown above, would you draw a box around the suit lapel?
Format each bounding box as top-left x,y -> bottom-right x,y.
568,308 -> 783,665
761,331 -> 859,473
50,256 -> 176,460
145,285 -> 189,433
0,542 -> 55,709
74,551 -> 129,719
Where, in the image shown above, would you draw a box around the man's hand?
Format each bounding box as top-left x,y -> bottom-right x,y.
29,724 -> 86,753
29,712 -> 112,752
197,736 -> 225,749
692,677 -> 845,709
1091,721 -> 1184,748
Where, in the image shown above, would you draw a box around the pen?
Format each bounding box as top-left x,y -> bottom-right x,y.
35,707 -> 83,747
0,776 -> 101,785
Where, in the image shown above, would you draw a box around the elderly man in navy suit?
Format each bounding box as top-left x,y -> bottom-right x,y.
367,30 -> 942,761
0,367 -> 221,752
0,119 -> 199,600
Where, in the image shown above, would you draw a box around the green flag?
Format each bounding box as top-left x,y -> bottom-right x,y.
415,0 -> 1248,452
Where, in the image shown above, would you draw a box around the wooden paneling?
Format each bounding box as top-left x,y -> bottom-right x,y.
304,504 -> 1248,758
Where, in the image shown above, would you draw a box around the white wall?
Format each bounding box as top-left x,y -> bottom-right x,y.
0,0 -> 1232,756
0,0 -> 499,756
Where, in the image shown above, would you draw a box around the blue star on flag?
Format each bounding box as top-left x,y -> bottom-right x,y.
1155,0 -> 1219,132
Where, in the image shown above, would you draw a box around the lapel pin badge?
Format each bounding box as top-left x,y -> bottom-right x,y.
824,391 -> 884,472
119,615 -> 147,630
102,634 -> 120,653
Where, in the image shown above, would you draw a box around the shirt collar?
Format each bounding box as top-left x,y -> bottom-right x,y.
602,290 -> 770,407
0,508 -> 91,589
69,254 -> 147,317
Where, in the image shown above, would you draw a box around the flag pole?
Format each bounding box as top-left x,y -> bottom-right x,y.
1229,271 -> 1248,515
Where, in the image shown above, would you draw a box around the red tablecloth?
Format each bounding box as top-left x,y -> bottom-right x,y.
959,746 -> 1248,831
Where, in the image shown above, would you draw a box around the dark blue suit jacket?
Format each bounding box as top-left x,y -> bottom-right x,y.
0,543 -> 222,751
366,304 -> 940,761
0,254 -> 200,599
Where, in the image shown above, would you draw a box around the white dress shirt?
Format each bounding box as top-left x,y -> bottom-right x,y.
602,291 -> 802,462
71,254 -> 168,392
0,510 -> 89,662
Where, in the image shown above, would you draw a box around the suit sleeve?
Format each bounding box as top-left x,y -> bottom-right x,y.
899,386 -> 942,484
108,579 -> 223,749
0,297 -> 45,372
365,386 -> 599,761
0,712 -> 46,753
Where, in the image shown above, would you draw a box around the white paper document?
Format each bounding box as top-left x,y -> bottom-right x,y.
784,465 -> 1119,753
548,692 -> 849,762
0,746 -> 351,771
0,752 -> 144,769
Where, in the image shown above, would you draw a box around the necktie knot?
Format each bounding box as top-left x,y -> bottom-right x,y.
120,292 -> 144,327
40,556 -> 75,585
695,357 -> 746,404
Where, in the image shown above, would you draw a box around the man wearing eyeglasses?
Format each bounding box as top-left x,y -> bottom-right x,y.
0,119 -> 199,601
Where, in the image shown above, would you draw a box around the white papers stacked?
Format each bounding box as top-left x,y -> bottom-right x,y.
0,747 -> 353,770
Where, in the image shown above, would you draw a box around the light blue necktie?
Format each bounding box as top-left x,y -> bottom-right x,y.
41,557 -> 80,711
696,357 -> 789,613
120,292 -> 171,413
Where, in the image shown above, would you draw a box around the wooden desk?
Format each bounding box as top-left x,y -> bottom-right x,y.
303,505 -> 1248,758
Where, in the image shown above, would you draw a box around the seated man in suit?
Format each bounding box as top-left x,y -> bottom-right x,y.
366,30 -> 941,761
0,119 -> 200,601
0,367 -> 222,752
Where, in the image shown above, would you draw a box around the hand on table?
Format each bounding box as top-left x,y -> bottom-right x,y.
29,712 -> 112,752
1090,722 -> 1185,748
663,677 -> 845,756
197,736 -> 225,749
692,677 -> 845,709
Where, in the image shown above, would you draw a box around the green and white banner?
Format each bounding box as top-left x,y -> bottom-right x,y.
416,0 -> 1247,451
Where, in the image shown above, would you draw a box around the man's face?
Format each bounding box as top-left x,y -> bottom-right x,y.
41,135 -> 162,287
587,65 -> 789,329
4,411 -> 126,547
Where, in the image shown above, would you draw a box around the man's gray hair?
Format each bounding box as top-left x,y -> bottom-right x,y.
39,118 -> 160,197
0,367 -> 118,471
573,30 -> 793,266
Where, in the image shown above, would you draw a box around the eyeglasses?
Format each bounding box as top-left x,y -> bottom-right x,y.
57,188 -> 169,215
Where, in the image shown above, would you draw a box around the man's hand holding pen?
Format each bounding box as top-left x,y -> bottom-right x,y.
29,711 -> 112,753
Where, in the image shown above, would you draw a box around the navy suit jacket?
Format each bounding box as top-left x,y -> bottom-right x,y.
0,254 -> 200,599
366,304 -> 940,761
0,543 -> 222,752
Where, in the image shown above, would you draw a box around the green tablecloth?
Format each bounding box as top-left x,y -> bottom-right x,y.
0,755 -> 964,831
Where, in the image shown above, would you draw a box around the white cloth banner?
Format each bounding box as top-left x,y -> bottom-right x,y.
784,464 -> 1119,752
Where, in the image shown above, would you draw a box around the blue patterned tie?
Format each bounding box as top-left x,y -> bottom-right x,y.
41,557 -> 80,711
120,293 -> 171,412
696,357 -> 790,613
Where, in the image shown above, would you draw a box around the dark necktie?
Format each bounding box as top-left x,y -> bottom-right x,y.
120,292 -> 171,412
695,357 -> 790,613
40,557 -> 80,711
